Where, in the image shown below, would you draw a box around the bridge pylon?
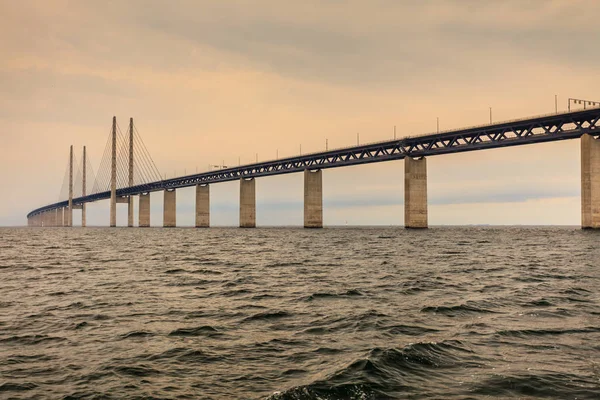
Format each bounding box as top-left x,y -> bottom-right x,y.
128,118 -> 134,227
82,146 -> 87,227
110,116 -> 117,227
67,145 -> 73,227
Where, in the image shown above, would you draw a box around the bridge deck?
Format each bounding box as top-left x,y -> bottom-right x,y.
27,107 -> 600,218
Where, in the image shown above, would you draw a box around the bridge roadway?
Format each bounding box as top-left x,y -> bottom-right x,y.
27,107 -> 600,228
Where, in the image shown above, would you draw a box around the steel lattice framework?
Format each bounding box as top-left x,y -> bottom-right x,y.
27,107 -> 600,218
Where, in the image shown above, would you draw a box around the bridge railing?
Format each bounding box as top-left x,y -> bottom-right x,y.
231,105 -> 600,169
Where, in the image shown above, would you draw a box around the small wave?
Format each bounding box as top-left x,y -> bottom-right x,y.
146,347 -> 221,364
300,326 -> 338,335
385,324 -> 440,336
165,268 -> 187,274
111,364 -> 161,377
74,321 -> 89,330
421,303 -> 497,316
562,287 -> 591,295
314,347 -> 343,355
251,294 -> 278,300
303,289 -> 364,301
265,262 -> 304,268
0,334 -> 66,346
514,276 -> 544,282
120,330 -> 154,339
282,368 -> 308,377
222,288 -> 252,297
268,341 -> 477,399
175,349 -> 221,363
52,301 -> 87,311
193,268 -> 223,275
471,372 -> 600,398
243,311 -> 291,322
496,326 -> 600,338
400,287 -> 424,295
166,279 -> 211,287
525,298 -> 553,307
0,382 -> 38,392
168,325 -> 221,337
566,296 -> 592,303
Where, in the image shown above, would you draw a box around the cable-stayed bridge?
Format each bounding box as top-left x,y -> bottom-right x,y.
27,102 -> 600,229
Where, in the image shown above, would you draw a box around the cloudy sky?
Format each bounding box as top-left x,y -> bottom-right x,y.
1,0 -> 599,226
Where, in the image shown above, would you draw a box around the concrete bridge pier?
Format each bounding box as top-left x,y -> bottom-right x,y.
404,157 -> 428,229
304,169 -> 323,228
110,197 -> 116,227
56,208 -> 63,227
66,206 -> 72,227
582,134 -> 600,229
195,184 -> 210,228
139,193 -> 150,227
128,198 -> 134,227
240,178 -> 256,228
63,208 -> 68,227
164,189 -> 176,227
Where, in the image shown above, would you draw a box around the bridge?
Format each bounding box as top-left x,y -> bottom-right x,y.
26,103 -> 600,229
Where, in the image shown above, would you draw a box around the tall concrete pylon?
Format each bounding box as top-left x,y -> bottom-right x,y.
68,145 -> 73,227
82,145 -> 87,227
110,116 -> 117,227
128,118 -> 134,227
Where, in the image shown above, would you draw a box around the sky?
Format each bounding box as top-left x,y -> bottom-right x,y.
1,0 -> 599,226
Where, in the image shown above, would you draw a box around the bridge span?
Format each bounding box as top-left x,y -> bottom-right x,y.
27,107 -> 600,229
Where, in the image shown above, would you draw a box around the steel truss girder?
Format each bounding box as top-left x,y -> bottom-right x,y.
27,108 -> 600,218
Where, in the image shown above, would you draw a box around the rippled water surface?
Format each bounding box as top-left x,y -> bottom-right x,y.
1,226 -> 599,399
